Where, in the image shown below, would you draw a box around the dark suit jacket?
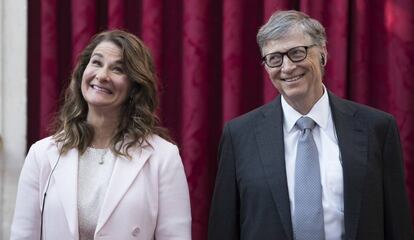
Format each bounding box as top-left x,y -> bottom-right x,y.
208,92 -> 414,240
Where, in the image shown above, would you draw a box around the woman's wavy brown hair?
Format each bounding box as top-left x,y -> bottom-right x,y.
52,29 -> 171,157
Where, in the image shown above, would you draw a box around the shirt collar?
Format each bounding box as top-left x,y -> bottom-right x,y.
282,85 -> 330,133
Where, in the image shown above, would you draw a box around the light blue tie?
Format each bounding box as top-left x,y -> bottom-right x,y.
293,117 -> 325,240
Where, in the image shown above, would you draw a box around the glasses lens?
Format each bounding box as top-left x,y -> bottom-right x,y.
287,47 -> 307,62
265,53 -> 283,67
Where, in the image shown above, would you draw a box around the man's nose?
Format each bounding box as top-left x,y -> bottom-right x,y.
280,55 -> 296,73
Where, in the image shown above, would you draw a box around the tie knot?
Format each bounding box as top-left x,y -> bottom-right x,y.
296,117 -> 316,131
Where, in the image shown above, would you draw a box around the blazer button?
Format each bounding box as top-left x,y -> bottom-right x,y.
131,226 -> 140,237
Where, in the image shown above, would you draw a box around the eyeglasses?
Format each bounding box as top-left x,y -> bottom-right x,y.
262,44 -> 317,68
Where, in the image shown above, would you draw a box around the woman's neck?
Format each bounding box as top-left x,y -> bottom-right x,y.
86,108 -> 120,148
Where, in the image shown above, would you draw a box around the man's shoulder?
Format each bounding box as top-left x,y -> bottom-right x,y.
225,99 -> 278,131
329,93 -> 395,123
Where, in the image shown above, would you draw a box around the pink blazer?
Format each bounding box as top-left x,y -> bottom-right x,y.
11,135 -> 192,240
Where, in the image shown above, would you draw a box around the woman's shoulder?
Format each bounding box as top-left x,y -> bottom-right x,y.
25,136 -> 59,167
143,135 -> 183,170
30,136 -> 57,151
145,134 -> 178,152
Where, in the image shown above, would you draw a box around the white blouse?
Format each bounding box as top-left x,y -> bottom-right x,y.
78,148 -> 116,240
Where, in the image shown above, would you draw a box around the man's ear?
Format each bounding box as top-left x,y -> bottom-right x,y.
320,45 -> 328,66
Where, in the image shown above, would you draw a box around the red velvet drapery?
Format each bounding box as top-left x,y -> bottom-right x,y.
28,1 -> 414,239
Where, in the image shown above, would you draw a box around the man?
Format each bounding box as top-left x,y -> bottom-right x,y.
208,10 -> 413,240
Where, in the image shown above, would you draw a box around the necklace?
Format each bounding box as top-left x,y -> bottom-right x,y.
98,148 -> 108,165
98,149 -> 109,165
89,146 -> 109,165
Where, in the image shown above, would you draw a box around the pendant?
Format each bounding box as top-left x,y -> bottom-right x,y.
98,149 -> 108,165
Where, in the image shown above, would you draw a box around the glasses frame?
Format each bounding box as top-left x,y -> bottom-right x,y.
261,44 -> 317,68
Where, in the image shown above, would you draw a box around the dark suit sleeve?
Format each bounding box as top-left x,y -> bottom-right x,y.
383,117 -> 414,239
208,124 -> 240,240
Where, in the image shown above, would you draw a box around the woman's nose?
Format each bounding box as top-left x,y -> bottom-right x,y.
95,68 -> 109,81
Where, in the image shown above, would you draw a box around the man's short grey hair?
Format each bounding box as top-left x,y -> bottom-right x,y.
257,10 -> 327,52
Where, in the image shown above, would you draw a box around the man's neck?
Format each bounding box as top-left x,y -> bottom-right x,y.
284,86 -> 324,115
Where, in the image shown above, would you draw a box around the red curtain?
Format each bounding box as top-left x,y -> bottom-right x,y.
28,0 -> 414,239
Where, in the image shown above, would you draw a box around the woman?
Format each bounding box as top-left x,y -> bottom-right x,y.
11,30 -> 192,240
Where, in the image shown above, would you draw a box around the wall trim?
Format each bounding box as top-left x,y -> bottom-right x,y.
0,0 -> 27,238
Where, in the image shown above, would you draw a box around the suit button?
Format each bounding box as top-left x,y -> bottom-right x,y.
131,226 -> 140,237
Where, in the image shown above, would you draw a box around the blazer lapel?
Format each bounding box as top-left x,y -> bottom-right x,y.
46,146 -> 79,238
95,145 -> 152,232
329,93 -> 368,240
255,97 -> 293,240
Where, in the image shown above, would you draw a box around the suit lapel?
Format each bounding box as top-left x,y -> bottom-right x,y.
329,93 -> 368,240
47,146 -> 79,238
255,97 -> 293,240
95,145 -> 152,232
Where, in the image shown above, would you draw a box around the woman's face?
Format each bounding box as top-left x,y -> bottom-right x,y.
81,41 -> 131,114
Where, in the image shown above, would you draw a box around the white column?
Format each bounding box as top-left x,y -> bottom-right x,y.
0,0 -> 28,238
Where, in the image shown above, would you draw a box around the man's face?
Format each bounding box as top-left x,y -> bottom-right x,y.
262,28 -> 326,109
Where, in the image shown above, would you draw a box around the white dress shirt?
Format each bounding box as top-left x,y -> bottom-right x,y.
282,87 -> 344,240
